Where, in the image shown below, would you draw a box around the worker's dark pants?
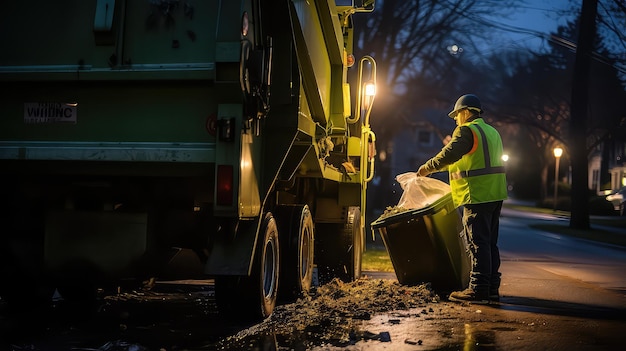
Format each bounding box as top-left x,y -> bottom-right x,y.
462,201 -> 503,294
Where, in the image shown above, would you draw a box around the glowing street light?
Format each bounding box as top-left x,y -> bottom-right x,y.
501,154 -> 510,193
447,44 -> 464,55
553,147 -> 563,211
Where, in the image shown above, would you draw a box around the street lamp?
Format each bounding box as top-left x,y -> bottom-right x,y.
553,147 -> 563,211
502,154 -> 509,193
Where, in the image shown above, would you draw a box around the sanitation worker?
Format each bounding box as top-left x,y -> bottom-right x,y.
416,94 -> 507,304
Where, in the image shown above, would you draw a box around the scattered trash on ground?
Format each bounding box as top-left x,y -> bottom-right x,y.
218,277 -> 440,349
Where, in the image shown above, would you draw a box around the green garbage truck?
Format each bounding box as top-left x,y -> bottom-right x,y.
0,0 -> 377,320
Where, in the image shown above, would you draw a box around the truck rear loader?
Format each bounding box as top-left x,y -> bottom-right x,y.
0,0 -> 377,320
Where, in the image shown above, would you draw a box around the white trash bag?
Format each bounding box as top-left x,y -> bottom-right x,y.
396,172 -> 451,209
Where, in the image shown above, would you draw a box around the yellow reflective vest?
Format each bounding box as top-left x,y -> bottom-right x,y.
448,119 -> 508,207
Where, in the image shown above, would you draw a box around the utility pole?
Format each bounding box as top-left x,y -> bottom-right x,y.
569,0 -> 597,230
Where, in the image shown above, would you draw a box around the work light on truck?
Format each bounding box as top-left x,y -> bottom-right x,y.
364,81 -> 376,110
364,81 -> 376,97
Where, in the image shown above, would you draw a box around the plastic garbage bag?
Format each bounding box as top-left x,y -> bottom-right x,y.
396,172 -> 451,209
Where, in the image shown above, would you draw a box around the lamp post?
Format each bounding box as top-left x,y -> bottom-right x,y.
502,154 -> 509,193
354,56 -> 377,240
553,147 -> 563,211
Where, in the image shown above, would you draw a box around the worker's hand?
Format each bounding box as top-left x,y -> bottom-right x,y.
416,165 -> 430,177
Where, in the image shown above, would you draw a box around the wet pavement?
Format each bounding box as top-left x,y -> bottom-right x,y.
2,265 -> 626,351
1,280 -> 234,351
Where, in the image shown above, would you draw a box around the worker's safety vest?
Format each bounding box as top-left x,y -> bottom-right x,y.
448,118 -> 508,207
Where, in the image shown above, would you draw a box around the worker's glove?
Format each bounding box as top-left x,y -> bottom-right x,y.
416,165 -> 430,177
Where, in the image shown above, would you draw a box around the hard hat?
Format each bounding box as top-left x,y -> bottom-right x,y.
448,94 -> 482,118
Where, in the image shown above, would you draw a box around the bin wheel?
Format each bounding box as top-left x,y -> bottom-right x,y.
215,212 -> 279,320
275,204 -> 314,302
315,206 -> 363,284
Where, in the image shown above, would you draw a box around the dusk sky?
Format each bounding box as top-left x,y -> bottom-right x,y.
487,0 -> 577,53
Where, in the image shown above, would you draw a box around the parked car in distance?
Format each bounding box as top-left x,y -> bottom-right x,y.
606,187 -> 626,216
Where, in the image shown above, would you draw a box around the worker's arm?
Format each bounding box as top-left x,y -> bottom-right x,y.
417,126 -> 473,176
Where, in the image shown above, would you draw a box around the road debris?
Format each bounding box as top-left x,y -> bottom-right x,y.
217,277 -> 439,349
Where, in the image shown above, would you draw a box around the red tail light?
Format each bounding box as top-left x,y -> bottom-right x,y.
216,165 -> 234,206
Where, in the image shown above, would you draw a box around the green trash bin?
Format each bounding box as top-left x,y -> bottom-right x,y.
371,193 -> 470,292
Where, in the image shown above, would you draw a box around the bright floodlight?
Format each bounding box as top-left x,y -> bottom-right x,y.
553,147 -> 563,158
364,82 -> 376,97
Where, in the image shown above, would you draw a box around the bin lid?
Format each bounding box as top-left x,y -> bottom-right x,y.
370,192 -> 453,229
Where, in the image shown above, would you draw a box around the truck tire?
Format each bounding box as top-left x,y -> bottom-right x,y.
315,206 -> 363,284
275,204 -> 314,302
215,212 -> 279,321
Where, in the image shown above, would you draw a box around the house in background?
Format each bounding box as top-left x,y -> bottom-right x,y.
608,140 -> 626,190
609,165 -> 626,189
388,108 -> 453,182
367,108 -> 453,218
589,138 -> 626,193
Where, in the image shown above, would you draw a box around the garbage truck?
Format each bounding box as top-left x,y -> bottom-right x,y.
0,0 -> 377,320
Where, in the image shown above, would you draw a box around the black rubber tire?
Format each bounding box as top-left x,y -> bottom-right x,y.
275,204 -> 314,302
315,206 -> 363,285
215,212 -> 280,321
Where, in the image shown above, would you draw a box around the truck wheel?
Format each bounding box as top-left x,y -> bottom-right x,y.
275,204 -> 314,302
215,212 -> 279,321
315,206 -> 363,284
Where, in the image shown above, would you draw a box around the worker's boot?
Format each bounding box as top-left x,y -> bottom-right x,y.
448,288 -> 489,304
489,289 -> 500,303
490,274 -> 501,303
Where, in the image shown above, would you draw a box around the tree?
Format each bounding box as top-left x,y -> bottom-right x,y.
352,0 -> 522,142
596,0 -> 626,83
488,5 -> 626,207
569,0 -> 597,229
350,0 -> 523,215
350,0 -> 626,213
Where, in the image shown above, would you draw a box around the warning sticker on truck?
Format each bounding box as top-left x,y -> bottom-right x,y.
24,102 -> 77,124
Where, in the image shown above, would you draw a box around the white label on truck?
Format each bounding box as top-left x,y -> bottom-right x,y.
24,102 -> 77,124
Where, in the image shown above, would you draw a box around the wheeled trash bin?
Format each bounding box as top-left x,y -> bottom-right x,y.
371,193 -> 470,292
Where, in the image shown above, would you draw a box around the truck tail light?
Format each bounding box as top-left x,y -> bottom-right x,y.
217,165 -> 234,206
